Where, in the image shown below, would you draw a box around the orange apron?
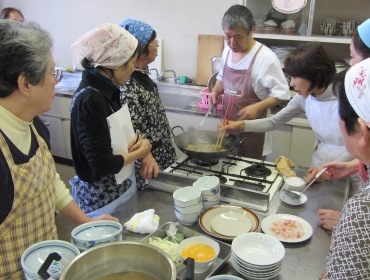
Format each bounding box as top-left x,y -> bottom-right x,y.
0,124 -> 57,279
222,45 -> 266,159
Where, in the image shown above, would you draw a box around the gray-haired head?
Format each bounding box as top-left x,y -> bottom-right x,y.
0,20 -> 52,98
222,5 -> 255,34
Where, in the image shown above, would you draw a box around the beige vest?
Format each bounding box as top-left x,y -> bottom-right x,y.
0,125 -> 57,279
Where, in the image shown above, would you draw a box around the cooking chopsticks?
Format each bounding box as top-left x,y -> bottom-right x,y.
215,95 -> 236,149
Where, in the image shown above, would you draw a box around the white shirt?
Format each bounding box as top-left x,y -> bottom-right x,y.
217,42 -> 290,156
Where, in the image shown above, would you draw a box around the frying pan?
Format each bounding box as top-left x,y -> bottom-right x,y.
172,126 -> 240,162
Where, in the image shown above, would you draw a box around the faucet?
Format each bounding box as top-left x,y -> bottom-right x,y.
149,68 -> 160,80
158,70 -> 178,83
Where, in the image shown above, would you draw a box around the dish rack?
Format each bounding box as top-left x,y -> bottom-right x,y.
199,88 -> 224,111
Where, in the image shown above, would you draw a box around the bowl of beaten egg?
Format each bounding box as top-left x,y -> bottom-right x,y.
178,236 -> 220,273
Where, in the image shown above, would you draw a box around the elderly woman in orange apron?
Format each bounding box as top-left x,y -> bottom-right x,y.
69,23 -> 152,218
210,5 -> 290,160
0,20 -> 117,279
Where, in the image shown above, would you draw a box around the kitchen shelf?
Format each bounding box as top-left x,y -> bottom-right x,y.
253,33 -> 351,44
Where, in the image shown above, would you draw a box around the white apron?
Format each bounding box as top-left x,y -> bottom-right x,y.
87,104 -> 137,218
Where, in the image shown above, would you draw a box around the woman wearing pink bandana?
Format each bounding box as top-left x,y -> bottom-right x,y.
69,23 -> 152,217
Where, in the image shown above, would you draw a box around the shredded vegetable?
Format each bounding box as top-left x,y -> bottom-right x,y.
149,237 -> 182,266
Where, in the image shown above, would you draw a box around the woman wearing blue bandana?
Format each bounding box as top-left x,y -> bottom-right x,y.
119,19 -> 176,190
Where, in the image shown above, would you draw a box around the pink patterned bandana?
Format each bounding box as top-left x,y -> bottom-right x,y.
71,23 -> 138,69
345,58 -> 370,124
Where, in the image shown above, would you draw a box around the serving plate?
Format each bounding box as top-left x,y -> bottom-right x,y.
261,214 -> 313,243
141,222 -> 231,280
199,205 -> 260,241
280,191 -> 307,206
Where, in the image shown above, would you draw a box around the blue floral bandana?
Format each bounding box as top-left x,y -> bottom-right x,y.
120,19 -> 154,47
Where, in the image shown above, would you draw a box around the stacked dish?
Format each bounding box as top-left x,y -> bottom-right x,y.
199,205 -> 260,241
231,232 -> 285,279
173,186 -> 203,225
193,176 -> 220,211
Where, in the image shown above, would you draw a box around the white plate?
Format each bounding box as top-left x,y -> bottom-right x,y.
280,191 -> 307,206
231,232 -> 285,266
199,205 -> 260,241
261,214 -> 313,243
211,212 -> 252,236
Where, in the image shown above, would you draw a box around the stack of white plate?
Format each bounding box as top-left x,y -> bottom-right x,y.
231,232 -> 285,279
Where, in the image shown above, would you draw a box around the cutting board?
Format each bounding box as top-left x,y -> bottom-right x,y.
195,35 -> 224,86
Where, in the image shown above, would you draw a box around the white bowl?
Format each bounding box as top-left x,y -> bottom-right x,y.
175,210 -> 201,225
21,240 -> 80,280
203,200 -> 220,211
178,236 -> 220,273
193,176 -> 220,196
173,186 -> 202,207
202,193 -> 220,202
232,232 -> 285,266
71,221 -> 122,251
174,202 -> 203,214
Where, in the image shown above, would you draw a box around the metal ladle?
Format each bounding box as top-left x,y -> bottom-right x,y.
199,104 -> 215,128
283,168 -> 328,199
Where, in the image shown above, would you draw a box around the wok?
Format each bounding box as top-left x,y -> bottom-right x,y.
172,126 -> 240,162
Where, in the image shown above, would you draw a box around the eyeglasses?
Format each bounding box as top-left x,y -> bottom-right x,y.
48,69 -> 63,84
148,39 -> 159,47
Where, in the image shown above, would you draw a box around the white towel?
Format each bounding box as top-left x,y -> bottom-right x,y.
124,209 -> 160,234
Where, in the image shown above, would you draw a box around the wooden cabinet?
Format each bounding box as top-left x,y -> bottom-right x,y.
245,0 -> 370,61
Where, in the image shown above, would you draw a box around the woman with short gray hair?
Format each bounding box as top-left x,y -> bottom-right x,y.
0,20 -> 117,279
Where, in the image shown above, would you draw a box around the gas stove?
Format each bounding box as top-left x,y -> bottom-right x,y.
150,155 -> 284,212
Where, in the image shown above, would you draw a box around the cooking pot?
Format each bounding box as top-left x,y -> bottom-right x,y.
172,126 -> 240,162
60,241 -> 176,280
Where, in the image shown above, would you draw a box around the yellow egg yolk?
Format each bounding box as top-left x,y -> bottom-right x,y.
182,244 -> 216,262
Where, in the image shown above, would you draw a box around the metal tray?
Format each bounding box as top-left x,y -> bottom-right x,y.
141,222 -> 231,280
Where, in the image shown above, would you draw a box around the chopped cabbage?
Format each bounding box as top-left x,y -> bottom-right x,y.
149,237 -> 182,266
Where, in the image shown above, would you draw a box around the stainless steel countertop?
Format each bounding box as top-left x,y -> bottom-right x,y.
56,178 -> 349,279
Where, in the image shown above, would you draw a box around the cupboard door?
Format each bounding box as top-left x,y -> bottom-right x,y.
62,119 -> 72,159
40,115 -> 67,158
290,126 -> 315,167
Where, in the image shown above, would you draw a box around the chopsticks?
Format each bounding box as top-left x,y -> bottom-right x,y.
215,95 -> 236,149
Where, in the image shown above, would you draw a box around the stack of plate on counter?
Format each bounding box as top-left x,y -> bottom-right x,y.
199,205 -> 260,241
230,232 -> 285,279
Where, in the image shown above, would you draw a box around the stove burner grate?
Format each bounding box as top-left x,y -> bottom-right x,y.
192,158 -> 219,166
243,163 -> 272,178
214,174 -> 227,184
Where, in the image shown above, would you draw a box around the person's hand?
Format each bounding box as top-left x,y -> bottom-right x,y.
209,91 -> 221,106
318,209 -> 340,231
140,153 -> 159,179
128,134 -> 142,152
136,139 -> 151,158
319,271 -> 327,280
91,214 -> 119,222
307,167 -> 329,183
218,120 -> 244,134
237,103 -> 261,120
323,159 -> 359,180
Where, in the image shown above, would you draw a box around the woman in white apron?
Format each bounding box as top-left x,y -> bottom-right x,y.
70,24 -> 152,218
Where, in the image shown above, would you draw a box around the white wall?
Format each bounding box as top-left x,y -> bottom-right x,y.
1,0 -> 241,79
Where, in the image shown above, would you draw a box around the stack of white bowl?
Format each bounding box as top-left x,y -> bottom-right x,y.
173,186 -> 203,225
193,176 -> 220,211
71,220 -> 123,251
231,232 -> 285,279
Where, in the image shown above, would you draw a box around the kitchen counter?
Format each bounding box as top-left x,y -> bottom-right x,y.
55,177 -> 349,279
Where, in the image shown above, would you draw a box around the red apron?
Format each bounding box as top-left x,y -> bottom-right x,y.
222,45 -> 266,159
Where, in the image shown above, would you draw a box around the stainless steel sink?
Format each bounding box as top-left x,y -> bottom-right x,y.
159,92 -> 201,109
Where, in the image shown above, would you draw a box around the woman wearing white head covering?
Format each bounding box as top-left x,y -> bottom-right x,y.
119,19 -> 176,190
322,58 -> 370,280
69,23 -> 151,217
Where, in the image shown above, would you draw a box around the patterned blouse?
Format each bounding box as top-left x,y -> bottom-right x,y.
325,171 -> 370,279
120,70 -> 176,189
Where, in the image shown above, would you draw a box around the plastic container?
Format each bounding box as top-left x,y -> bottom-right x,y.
199,88 -> 223,111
